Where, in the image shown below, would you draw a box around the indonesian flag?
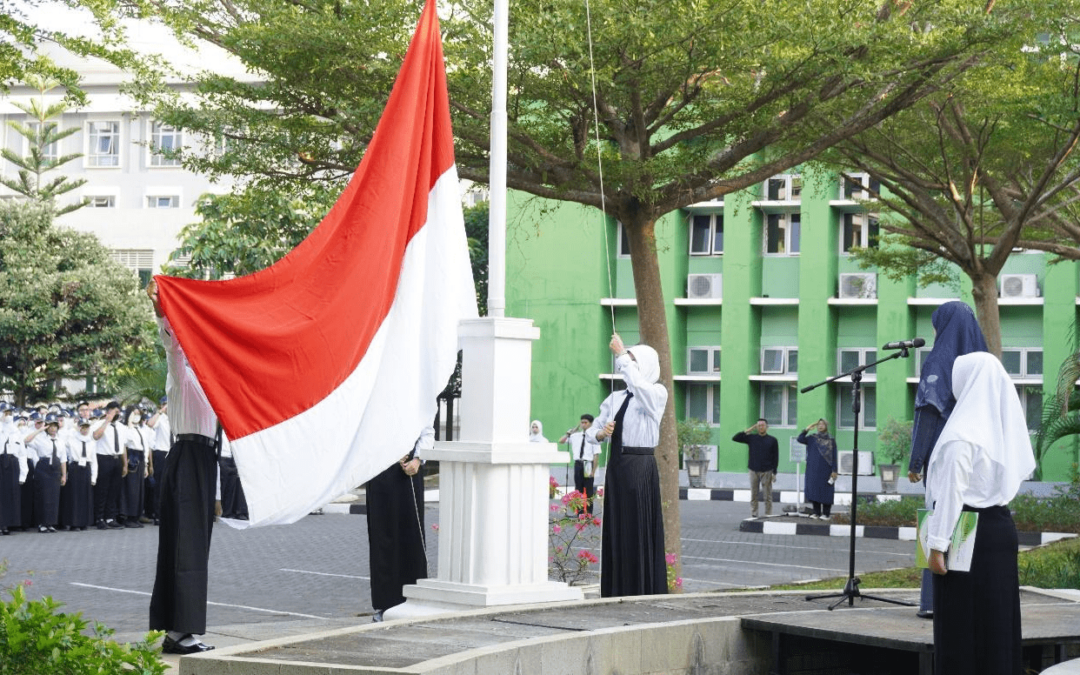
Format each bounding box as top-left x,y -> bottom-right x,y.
154,0 -> 477,527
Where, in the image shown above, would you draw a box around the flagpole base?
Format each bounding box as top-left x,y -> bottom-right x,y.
385,580 -> 583,620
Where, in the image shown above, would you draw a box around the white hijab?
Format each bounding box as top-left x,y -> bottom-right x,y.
626,345 -> 661,384
529,419 -> 547,443
929,352 -> 1035,501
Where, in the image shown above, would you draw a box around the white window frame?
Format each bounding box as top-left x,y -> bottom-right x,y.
760,382 -> 798,427
761,346 -> 798,375
764,212 -> 801,256
839,172 -> 880,200
616,221 -> 631,258
763,174 -> 802,202
685,383 -> 721,426
687,346 -> 721,374
1015,385 -> 1043,433
85,195 -> 117,208
1001,348 -> 1043,378
689,213 -> 724,256
148,120 -> 182,167
836,384 -> 877,430
145,189 -> 182,209
24,121 -> 60,162
840,212 -> 880,254
85,120 -> 121,168
837,348 -> 878,376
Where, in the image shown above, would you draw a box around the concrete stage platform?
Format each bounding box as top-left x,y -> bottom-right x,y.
175,588 -> 1080,675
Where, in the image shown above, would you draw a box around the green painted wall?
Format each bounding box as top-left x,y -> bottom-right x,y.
505,168 -> 1080,481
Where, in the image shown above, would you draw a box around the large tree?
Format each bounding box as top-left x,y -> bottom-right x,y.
131,0 -> 1037,568
0,202 -> 147,405
832,21 -> 1080,354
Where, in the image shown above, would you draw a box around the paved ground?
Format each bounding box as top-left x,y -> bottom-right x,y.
0,499 -> 918,644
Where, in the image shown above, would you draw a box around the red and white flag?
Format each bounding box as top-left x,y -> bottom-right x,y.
155,0 -> 477,527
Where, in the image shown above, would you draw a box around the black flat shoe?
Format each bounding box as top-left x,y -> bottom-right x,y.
161,635 -> 215,655
916,610 -> 934,619
0,529 -> 9,535
38,525 -> 48,533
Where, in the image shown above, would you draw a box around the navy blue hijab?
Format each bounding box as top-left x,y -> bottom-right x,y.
915,301 -> 988,414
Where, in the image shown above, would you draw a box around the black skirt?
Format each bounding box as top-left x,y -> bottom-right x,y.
34,458 -> 61,527
365,461 -> 427,612
0,453 -> 21,529
60,462 -> 94,528
120,449 -> 145,520
20,459 -> 35,528
600,448 -> 666,597
933,504 -> 1022,675
149,440 -> 217,635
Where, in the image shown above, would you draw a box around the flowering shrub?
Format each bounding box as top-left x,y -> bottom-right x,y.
548,475 -> 559,499
549,489 -> 602,585
665,552 -> 683,592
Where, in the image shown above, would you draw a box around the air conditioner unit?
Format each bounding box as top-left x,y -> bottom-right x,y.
838,450 -> 875,476
687,273 -> 722,299
999,274 -> 1039,299
839,272 -> 877,299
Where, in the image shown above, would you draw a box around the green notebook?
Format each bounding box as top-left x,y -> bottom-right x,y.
916,508 -> 979,572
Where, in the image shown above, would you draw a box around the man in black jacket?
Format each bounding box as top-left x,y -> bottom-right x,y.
732,419 -> 779,518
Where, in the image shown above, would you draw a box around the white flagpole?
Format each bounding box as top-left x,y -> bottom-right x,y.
488,0 -> 508,318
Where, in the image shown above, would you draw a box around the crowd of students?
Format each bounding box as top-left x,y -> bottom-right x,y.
0,397 -> 246,535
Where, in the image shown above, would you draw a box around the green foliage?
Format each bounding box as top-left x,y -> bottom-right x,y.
0,74 -> 87,215
0,583 -> 167,675
876,418 -> 913,466
1036,350 -> 1080,475
676,417 -> 711,461
833,496 -> 923,527
1017,536 -> 1080,589
463,202 -> 488,315
1011,481 -> 1080,535
0,202 -> 148,405
163,189 -> 325,280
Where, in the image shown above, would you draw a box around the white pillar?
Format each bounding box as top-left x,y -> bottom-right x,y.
385,318 -> 583,618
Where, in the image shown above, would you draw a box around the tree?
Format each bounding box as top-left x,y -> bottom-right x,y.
0,201 -> 148,405
833,23 -> 1080,354
1,74 -> 88,215
130,0 -> 1038,570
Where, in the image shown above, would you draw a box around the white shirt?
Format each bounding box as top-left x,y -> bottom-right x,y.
567,431 -> 599,462
159,316 -> 218,438
93,421 -> 126,457
586,353 -> 668,449
924,440 -> 1015,553
414,426 -> 435,457
150,413 -> 171,452
66,432 -> 99,484
27,432 -> 66,464
124,424 -> 153,454
2,430 -> 29,483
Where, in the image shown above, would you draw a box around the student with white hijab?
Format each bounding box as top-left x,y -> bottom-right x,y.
528,420 -> 548,443
925,351 -> 1035,675
587,333 -> 668,597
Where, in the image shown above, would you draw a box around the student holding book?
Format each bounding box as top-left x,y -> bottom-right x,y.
924,352 -> 1035,675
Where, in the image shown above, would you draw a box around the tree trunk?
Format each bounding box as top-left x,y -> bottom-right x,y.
623,213 -> 682,588
969,272 -> 1003,357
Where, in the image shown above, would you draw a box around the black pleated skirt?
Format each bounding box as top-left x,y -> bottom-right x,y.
60,462 -> 94,528
120,449 -> 145,519
34,459 -> 61,527
366,462 -> 427,612
933,504 -> 1022,675
600,450 -> 666,597
0,453 -> 21,528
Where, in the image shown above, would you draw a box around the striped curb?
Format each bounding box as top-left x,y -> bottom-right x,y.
737,517 -> 1076,546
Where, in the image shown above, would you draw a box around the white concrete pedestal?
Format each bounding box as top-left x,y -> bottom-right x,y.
385,318 -> 583,620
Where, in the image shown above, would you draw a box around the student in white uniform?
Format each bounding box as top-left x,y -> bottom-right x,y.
24,414 -> 67,533
61,419 -> 98,531
0,411 -> 28,535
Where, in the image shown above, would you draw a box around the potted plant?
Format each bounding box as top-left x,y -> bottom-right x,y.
876,418 -> 912,493
677,417 -> 712,488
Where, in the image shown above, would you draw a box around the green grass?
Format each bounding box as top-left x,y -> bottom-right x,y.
750,536 -> 1080,592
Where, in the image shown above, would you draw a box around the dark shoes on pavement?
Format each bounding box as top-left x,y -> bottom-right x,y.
162,635 -> 215,655
916,610 -> 934,619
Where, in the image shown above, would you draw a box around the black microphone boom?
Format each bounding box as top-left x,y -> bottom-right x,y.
881,337 -> 925,350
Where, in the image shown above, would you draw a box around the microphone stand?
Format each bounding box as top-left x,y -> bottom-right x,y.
803,348 -> 917,610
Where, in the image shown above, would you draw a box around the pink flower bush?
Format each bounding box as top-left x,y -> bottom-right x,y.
549,484 -> 602,586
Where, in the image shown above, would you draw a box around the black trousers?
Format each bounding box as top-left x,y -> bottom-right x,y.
573,460 -> 597,514
149,440 -> 217,635
94,455 -> 122,522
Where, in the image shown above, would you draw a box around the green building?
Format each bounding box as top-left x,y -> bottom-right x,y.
505,168 -> 1079,482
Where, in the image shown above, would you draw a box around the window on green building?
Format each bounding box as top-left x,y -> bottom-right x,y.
761,347 -> 798,375
765,213 -> 800,255
686,384 -> 721,425
688,347 -> 721,374
690,214 -> 724,255
838,348 -> 877,375
1001,349 -> 1042,378
837,385 -> 876,430
761,383 -> 797,427
841,213 -> 880,253
1016,385 -> 1042,432
765,175 -> 802,201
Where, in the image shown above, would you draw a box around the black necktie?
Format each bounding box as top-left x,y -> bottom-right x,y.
81,441 -> 88,461
579,434 -> 585,460
3,439 -> 7,455
51,439 -> 58,466
113,424 -> 120,456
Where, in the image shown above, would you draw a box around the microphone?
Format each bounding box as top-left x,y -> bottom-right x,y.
881,337 -> 925,350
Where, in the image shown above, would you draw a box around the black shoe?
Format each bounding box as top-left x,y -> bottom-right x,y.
124,520 -> 143,528
917,610 -> 934,619
0,529 -> 8,535
153,519 -> 160,526
47,526 -> 57,533
106,520 -> 123,529
39,525 -> 48,533
162,635 -> 215,655
372,611 -> 384,623
96,520 -> 107,530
